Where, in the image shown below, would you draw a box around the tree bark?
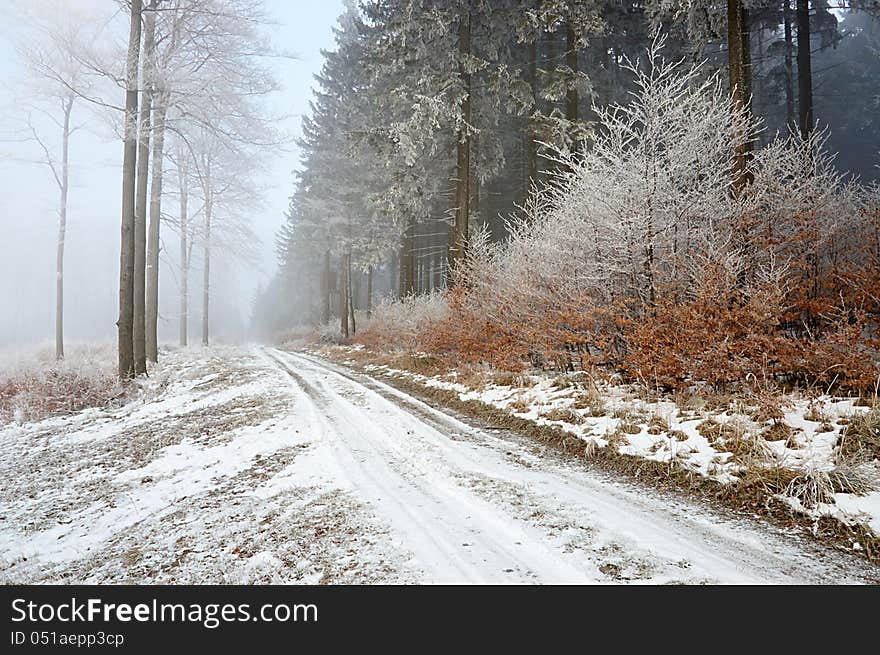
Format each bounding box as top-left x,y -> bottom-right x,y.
783,1 -> 795,132
366,265 -> 373,319
450,5 -> 471,284
339,257 -> 349,339
178,159 -> 188,347
146,93 -> 167,362
56,95 -> 73,361
118,0 -> 142,380
202,182 -> 211,346
526,39 -> 538,192
399,218 -> 415,298
347,253 -> 356,335
321,249 -> 331,324
133,9 -> 155,375
728,0 -> 753,195
796,0 -> 814,139
566,23 -> 578,124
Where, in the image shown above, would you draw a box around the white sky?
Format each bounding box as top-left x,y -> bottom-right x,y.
0,0 -> 344,347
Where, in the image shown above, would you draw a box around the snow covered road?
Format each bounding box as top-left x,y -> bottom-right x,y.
262,348 -> 876,584
1,346 -> 876,584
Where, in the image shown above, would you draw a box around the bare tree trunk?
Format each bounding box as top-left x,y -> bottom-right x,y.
728,0 -> 754,195
566,23 -> 578,124
796,0 -> 814,139
526,39 -> 538,194
366,265 -> 373,319
178,159 -> 188,346
133,9 -> 155,375
202,186 -> 211,346
783,1 -> 795,132
339,257 -> 349,339
450,6 -> 471,284
118,0 -> 142,380
321,249 -> 331,324
347,253 -> 356,335
399,218 -> 415,298
146,93 -> 167,362
432,251 -> 442,290
56,96 -> 73,361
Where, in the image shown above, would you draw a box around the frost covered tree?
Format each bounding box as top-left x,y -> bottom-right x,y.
3,0 -> 102,360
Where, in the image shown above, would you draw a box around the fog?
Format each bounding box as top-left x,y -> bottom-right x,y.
0,0 -> 344,349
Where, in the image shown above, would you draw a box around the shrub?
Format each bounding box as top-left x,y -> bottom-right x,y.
356,291 -> 448,352
0,342 -> 124,424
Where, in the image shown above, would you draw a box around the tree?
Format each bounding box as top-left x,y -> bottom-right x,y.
118,0 -> 143,379
133,7 -> 157,375
4,0 -> 101,360
728,0 -> 753,194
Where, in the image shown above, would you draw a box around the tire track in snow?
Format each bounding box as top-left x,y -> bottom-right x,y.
263,348 -> 593,583
264,347 -> 879,584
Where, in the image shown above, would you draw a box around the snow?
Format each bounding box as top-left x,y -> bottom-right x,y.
339,351 -> 880,539
1,346 -> 876,584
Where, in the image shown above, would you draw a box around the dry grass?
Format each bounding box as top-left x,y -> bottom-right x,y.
839,409 -> 880,461
540,407 -> 585,425
0,342 -> 125,424
570,390 -> 607,417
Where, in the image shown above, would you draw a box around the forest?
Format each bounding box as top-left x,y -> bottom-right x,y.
3,0 -> 880,588
253,0 -> 880,401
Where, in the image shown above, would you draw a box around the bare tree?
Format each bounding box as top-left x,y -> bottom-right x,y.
133,7 -> 157,375
3,1 -> 97,360
119,0 -> 143,379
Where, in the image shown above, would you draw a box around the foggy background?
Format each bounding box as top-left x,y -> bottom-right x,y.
0,0 -> 343,348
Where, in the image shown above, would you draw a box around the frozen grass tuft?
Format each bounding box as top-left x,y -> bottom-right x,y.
0,342 -> 124,424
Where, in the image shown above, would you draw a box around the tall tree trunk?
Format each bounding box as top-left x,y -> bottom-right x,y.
796,0 -> 814,139
566,22 -> 578,124
399,218 -> 415,298
321,249 -> 331,324
133,9 -> 155,375
433,251 -> 442,290
178,159 -> 188,347
339,257 -> 349,339
389,252 -> 399,299
146,94 -> 167,362
783,1 -> 795,132
347,253 -> 356,335
728,0 -> 754,195
202,180 -> 211,346
526,39 -> 538,191
450,5 -> 471,284
56,96 -> 73,361
366,265 -> 373,319
118,0 -> 142,380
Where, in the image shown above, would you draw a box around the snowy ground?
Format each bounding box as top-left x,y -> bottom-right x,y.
350,355 -> 880,539
1,346 -> 877,584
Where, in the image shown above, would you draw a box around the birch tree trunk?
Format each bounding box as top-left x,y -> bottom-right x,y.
55,95 -> 73,361
118,0 -> 142,380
